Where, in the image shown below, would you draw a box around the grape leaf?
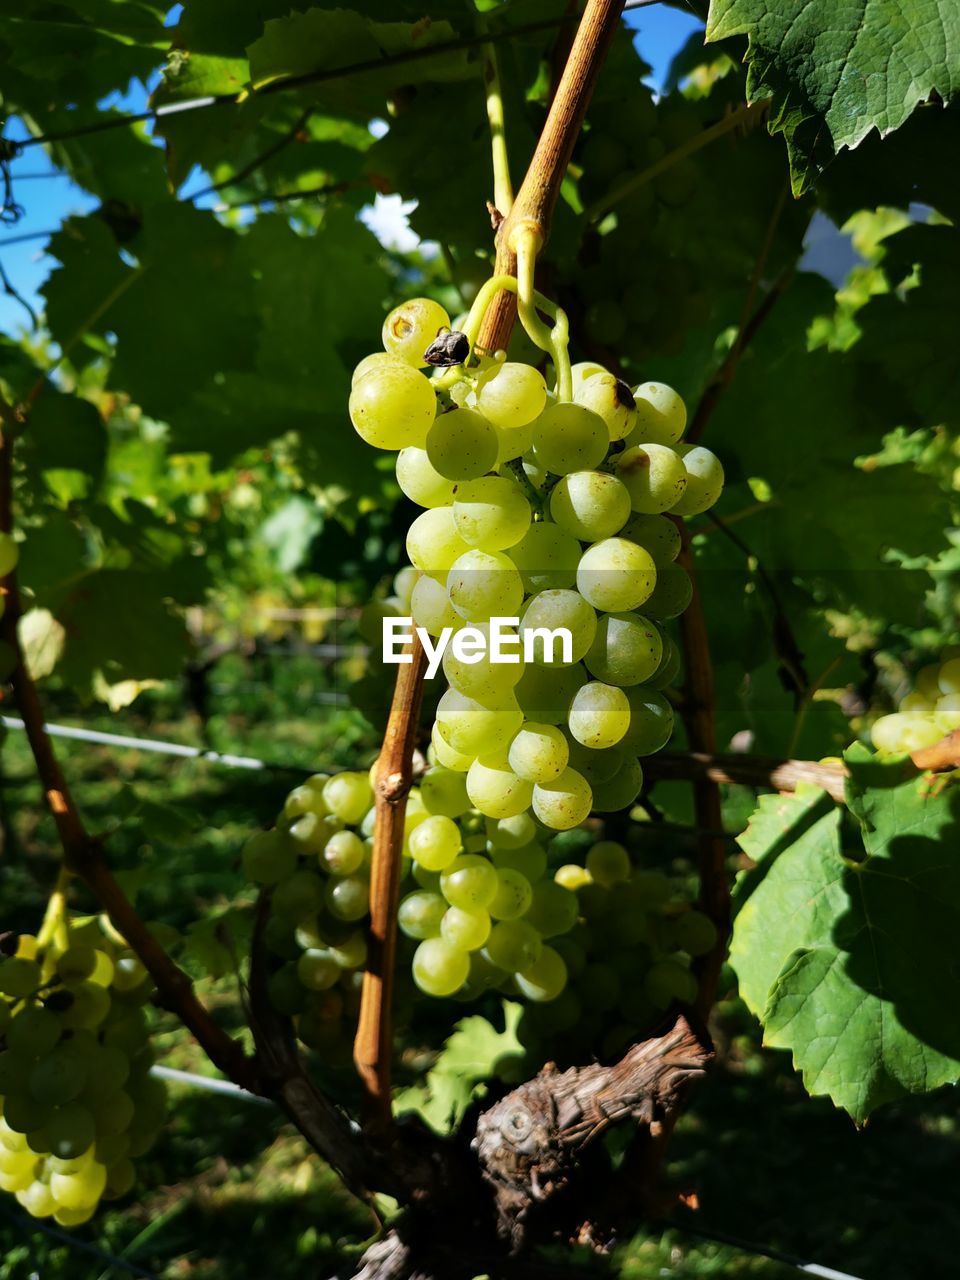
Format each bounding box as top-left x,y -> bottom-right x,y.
731,755 -> 960,1121
706,0 -> 960,191
394,1002 -> 524,1134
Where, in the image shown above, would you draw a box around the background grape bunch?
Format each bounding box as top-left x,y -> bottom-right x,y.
245,767 -> 717,1062
871,649 -> 960,754
0,915 -> 166,1225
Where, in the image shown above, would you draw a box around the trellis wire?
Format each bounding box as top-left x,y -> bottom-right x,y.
150,1063 -> 274,1106
670,1220 -> 868,1280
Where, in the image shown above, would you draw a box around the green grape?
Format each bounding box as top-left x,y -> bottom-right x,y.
358,599 -> 401,647
324,874 -> 370,922
484,920 -> 542,972
569,360 -> 607,392
409,814 -> 463,871
574,372 -> 637,441
435,689 -> 523,757
440,906 -> 491,951
494,418 -> 536,466
411,572 -> 458,636
92,1089 -> 134,1138
507,722 -> 569,783
462,950 -> 508,997
0,958 -> 41,998
447,549 -> 524,622
577,537 -> 656,613
243,830 -> 298,885
549,471 -> 631,541
381,297 -> 451,366
935,694 -> 960,733
322,772 -> 372,824
643,562 -> 693,620
395,447 -> 457,507
673,910 -> 718,957
585,841 -> 631,886
297,949 -> 340,992
645,960 -> 698,1009
51,1159 -> 107,1211
525,881 -> 578,937
515,663 -> 585,725
617,444 -> 687,514
406,507 -> 470,577
488,868 -> 533,920
103,1156 -> 136,1200
267,964 -> 307,1016
940,657 -> 960,693
321,830 -> 366,876
56,946 -> 97,982
620,513 -> 681,566
420,766 -> 471,818
647,634 -> 681,690
286,812 -> 327,855
7,1007 -> 61,1058
591,757 -> 643,813
520,589 -> 597,665
412,938 -> 470,996
349,363 -> 436,451
622,689 -> 674,754
0,1162 -> 35,1193
507,522 -> 581,593
466,757 -> 533,819
30,1045 -> 88,1107
532,768 -> 592,831
491,843 -> 548,885
584,612 -> 662,686
394,565 -> 418,607
440,854 -> 499,911
328,931 -> 367,969
46,1104 -> 95,1160
568,681 -> 631,749
516,946 -> 568,1002
476,361 -> 547,428
430,723 -> 474,772
82,1047 -> 130,1104
486,811 -> 538,849
272,870 -> 325,920
672,444 -> 724,516
17,1179 -> 55,1217
2,1093 -> 50,1136
531,403 -> 608,474
426,408 -> 499,481
630,381 -> 686,446
442,627 -> 525,706
453,476 -> 531,551
398,891 -> 447,940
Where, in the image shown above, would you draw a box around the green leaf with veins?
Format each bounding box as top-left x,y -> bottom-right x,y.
706,0 -> 960,191
731,755 -> 960,1121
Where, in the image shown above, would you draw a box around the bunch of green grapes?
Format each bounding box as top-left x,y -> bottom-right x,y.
0,916 -> 165,1226
399,773 -> 716,1015
246,768 -> 713,1037
243,770 -> 377,1056
348,295 -> 723,838
871,649 -> 960,754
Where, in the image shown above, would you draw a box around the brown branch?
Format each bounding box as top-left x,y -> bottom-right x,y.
0,403 -> 258,1092
675,533 -> 728,1019
354,639 -> 428,1123
646,750 -> 848,804
479,0 -> 626,356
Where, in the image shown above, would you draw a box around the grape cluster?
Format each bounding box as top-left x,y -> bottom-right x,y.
244,770 -> 376,1056
349,295 -> 724,834
247,768 -> 714,1033
0,916 -> 165,1226
871,650 -> 960,754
